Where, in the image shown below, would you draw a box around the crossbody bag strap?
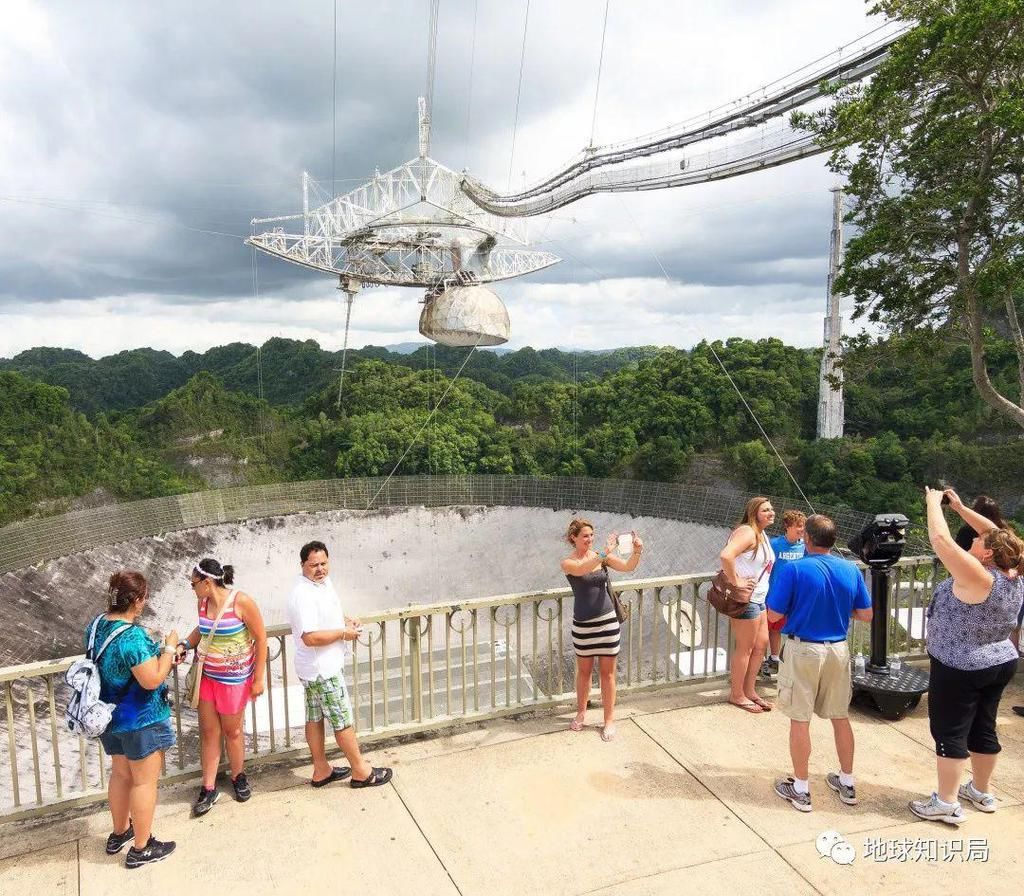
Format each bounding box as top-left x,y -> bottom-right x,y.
93,622 -> 132,663
197,592 -> 233,657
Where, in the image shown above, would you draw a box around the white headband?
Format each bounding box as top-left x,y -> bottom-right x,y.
193,564 -> 224,581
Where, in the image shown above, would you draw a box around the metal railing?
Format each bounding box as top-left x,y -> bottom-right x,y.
0,556 -> 938,823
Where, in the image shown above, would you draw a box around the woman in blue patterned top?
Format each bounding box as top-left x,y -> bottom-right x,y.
909,488 -> 1024,825
89,570 -> 181,868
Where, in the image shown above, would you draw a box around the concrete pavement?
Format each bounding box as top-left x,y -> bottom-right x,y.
2,677 -> 1022,895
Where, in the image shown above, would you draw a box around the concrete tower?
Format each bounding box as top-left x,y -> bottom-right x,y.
817,187 -> 845,439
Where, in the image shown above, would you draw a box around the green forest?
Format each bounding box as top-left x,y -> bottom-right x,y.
1,332 -> 1022,528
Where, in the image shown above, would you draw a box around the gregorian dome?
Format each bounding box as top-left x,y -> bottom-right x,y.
418,283 -> 511,347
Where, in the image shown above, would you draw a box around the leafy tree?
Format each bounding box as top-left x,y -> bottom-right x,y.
631,436 -> 692,482
796,0 -> 1024,428
728,440 -> 794,497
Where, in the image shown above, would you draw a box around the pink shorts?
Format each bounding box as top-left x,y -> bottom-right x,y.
199,676 -> 252,715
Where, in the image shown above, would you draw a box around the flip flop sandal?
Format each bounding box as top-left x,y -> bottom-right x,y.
350,767 -> 393,789
729,699 -> 763,714
751,697 -> 774,712
600,726 -> 617,742
569,718 -> 585,732
311,766 -> 352,788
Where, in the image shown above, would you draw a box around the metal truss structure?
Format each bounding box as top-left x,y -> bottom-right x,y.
461,20 -> 909,217
247,100 -> 560,290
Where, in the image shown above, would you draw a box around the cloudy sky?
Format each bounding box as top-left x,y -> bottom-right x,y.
0,0 -> 883,359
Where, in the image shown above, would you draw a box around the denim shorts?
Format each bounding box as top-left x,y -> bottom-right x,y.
101,719 -> 176,761
733,601 -> 766,621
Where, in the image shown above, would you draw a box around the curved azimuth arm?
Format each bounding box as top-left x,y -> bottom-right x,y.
460,20 -> 908,217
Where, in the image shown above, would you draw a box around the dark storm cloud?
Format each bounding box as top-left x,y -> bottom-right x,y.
1,0 -> 867,348
2,1 -> 622,307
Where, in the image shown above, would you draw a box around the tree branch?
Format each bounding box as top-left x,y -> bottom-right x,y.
1004,291 -> 1024,405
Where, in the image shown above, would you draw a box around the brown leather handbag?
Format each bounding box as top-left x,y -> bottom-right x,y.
707,562 -> 770,619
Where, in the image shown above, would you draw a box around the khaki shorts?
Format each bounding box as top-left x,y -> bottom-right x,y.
777,638 -> 852,721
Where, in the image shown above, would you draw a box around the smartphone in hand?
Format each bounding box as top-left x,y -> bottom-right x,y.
617,532 -> 633,555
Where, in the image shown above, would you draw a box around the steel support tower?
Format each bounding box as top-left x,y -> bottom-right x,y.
817,187 -> 845,440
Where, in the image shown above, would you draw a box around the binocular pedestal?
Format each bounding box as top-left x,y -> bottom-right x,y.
850,564 -> 929,720
852,665 -> 929,720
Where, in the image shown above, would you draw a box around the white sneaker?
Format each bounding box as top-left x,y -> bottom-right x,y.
909,792 -> 966,825
959,780 -> 997,813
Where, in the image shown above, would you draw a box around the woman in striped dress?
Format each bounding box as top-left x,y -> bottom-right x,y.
177,558 -> 267,817
562,519 -> 643,741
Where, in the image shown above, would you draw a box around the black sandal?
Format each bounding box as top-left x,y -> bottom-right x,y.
311,766 -> 352,788
350,767 -> 393,788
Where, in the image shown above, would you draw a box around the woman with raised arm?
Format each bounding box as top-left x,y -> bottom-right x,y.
953,494 -> 1007,551
92,570 -> 180,869
561,519 -> 643,742
177,558 -> 267,817
909,488 -> 1024,825
719,496 -> 776,713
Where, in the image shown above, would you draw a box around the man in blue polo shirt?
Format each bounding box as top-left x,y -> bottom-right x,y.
766,514 -> 873,812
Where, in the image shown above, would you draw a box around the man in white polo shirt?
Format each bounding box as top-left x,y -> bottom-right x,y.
287,540 -> 393,789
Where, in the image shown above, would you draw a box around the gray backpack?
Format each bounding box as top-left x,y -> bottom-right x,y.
64,616 -> 132,739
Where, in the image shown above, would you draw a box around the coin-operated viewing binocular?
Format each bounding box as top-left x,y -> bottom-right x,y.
848,513 -> 910,569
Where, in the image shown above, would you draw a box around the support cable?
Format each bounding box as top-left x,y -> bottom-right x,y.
589,0 -> 611,148
506,0 -> 531,190
332,0 -> 339,197
463,0 -> 479,162
616,198 -> 815,512
367,338 -> 483,510
251,248 -> 267,451
335,284 -> 355,411
426,0 -> 441,118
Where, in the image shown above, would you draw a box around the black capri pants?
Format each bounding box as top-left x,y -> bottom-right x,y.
928,654 -> 1018,759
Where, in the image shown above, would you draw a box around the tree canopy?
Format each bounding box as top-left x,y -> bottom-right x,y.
795,0 -> 1024,427
2,334 -> 1022,528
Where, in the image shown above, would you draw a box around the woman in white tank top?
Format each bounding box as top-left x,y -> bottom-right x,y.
719,496 -> 777,713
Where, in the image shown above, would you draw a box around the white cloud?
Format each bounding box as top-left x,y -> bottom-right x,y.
0,0 -> 884,358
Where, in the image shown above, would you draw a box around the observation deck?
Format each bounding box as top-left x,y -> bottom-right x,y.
2,674 -> 1022,894
0,478 -> 1017,891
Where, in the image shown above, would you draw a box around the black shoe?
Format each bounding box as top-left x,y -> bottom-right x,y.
105,824 -> 135,855
125,836 -> 176,869
1013,706 -> 1024,717
350,766 -> 393,789
192,786 -> 220,817
232,772 -> 252,802
311,766 -> 352,788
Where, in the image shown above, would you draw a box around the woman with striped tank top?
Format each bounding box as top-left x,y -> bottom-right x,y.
562,518 -> 643,742
176,557 -> 267,817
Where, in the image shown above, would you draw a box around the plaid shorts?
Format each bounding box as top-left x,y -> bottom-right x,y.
302,674 -> 354,731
